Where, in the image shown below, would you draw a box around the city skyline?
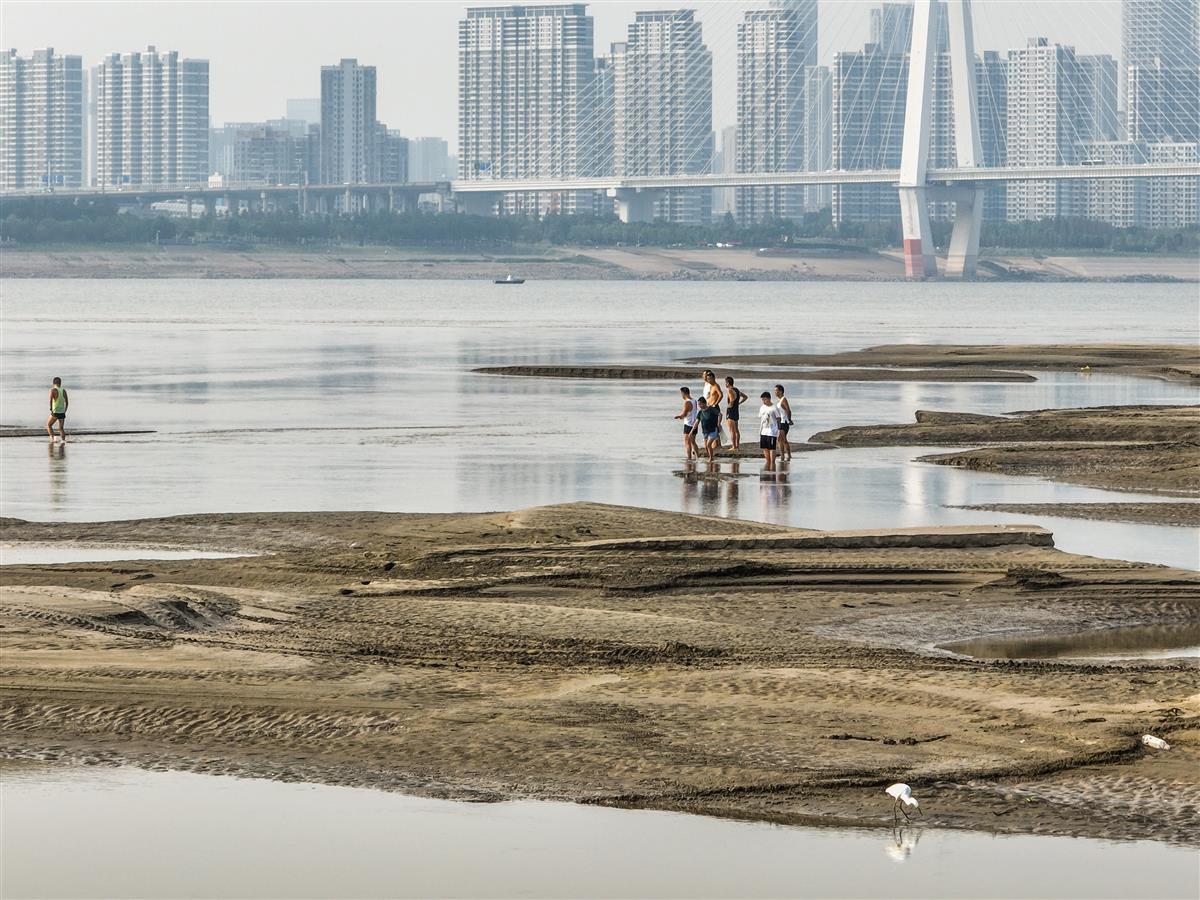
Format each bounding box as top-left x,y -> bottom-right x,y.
3,1 -> 1126,152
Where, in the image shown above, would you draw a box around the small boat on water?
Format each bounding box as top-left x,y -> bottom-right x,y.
494,274 -> 525,284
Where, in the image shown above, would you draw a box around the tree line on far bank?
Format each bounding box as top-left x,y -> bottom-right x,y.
1,198 -> 1196,255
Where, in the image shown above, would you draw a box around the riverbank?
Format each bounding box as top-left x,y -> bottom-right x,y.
2,244 -> 1197,281
2,503 -> 1197,846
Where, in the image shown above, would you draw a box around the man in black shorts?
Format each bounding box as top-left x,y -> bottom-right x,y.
46,377 -> 68,442
757,391 -> 780,470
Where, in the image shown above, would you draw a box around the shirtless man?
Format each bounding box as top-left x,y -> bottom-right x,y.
46,377 -> 68,442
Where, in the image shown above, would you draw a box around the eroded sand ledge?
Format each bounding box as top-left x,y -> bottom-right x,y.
2,503 -> 1197,845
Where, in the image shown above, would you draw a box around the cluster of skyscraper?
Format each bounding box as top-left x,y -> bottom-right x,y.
2,0 -> 1197,229
456,0 -> 1199,227
1,50 -> 453,201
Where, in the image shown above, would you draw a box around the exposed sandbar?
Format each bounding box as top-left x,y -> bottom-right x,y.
691,343 -> 1200,384
1,503 -> 1197,845
476,365 -> 1035,382
810,405 -> 1199,496
950,502 -> 1200,528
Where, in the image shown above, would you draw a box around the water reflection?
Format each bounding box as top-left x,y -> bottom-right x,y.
885,826 -> 923,863
943,623 -> 1200,661
2,282 -> 1197,571
47,441 -> 67,513
3,764 -> 1197,900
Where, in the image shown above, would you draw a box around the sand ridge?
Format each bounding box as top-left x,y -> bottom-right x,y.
2,503 -> 1197,845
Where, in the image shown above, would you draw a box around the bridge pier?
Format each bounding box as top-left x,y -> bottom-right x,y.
944,186 -> 983,278
608,188 -> 660,224
898,187 -> 937,278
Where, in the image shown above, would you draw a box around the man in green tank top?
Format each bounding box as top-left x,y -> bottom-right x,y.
46,377 -> 68,441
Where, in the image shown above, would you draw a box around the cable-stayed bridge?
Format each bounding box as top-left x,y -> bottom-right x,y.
5,1 -> 1198,279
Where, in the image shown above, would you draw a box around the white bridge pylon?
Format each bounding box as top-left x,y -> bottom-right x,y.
901,0 -> 983,279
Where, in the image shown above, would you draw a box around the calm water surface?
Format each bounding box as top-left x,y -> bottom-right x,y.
2,765 -> 1196,900
3,280 -> 1197,567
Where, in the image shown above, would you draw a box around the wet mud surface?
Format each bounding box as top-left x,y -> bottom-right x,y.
2,503 -> 1197,845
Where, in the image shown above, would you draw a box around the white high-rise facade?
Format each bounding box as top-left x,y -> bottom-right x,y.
1005,38 -> 1085,221
458,4 -> 598,215
0,47 -> 84,190
801,65 -> 832,213
92,47 -> 208,187
735,2 -> 817,224
1123,0 -> 1200,143
612,10 -> 712,224
320,59 -> 377,185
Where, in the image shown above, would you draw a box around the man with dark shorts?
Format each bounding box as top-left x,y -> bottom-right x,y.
758,391 -> 780,470
46,377 -> 68,442
674,386 -> 700,459
774,384 -> 793,461
693,397 -> 722,462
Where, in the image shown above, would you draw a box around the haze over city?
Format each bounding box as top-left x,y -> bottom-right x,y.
3,0 -> 1123,144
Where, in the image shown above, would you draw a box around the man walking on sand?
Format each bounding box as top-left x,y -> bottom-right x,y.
46,377 -> 68,442
758,391 -> 780,470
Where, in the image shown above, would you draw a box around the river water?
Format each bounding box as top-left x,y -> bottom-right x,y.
2,280 -> 1198,566
2,279 -> 1199,898
2,765 -> 1197,900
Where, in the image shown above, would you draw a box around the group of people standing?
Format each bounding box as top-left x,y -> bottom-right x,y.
675,370 -> 794,470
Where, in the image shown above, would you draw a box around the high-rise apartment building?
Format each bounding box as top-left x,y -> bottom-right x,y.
320,58 -> 377,185
735,2 -> 817,223
409,136 -> 451,182
713,124 -> 737,218
976,50 -> 1008,222
1123,0 -> 1200,142
92,47 -> 208,187
0,47 -> 84,190
1146,140 -> 1199,226
831,44 -> 909,224
222,122 -> 316,185
1005,38 -> 1086,221
376,127 -> 408,183
1076,55 -> 1121,142
457,4 -> 598,215
612,10 -> 713,224
869,1 -> 948,55
801,65 -> 832,213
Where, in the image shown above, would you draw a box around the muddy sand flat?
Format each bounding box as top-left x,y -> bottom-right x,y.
951,502 -> 1200,528
476,365 -> 1036,382
477,343 -> 1199,384
693,343 -> 1200,384
2,503 -> 1197,845
810,405 -> 1199,497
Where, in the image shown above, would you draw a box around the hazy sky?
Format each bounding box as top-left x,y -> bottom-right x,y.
3,1 -> 1121,148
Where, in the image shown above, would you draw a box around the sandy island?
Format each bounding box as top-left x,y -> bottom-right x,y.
1,503 -> 1197,846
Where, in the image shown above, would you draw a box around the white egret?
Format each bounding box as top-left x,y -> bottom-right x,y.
885,783 -> 920,824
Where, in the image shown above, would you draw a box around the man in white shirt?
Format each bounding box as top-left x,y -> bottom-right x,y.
757,392 -> 780,470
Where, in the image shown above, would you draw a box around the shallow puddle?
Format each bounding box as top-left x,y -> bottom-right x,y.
1,765 -> 1196,899
942,623 -> 1200,662
0,543 -> 251,566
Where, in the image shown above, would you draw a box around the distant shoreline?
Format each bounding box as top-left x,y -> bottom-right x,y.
2,244 -> 1196,282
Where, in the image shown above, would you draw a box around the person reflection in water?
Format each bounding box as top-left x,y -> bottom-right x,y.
47,440 -> 68,511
